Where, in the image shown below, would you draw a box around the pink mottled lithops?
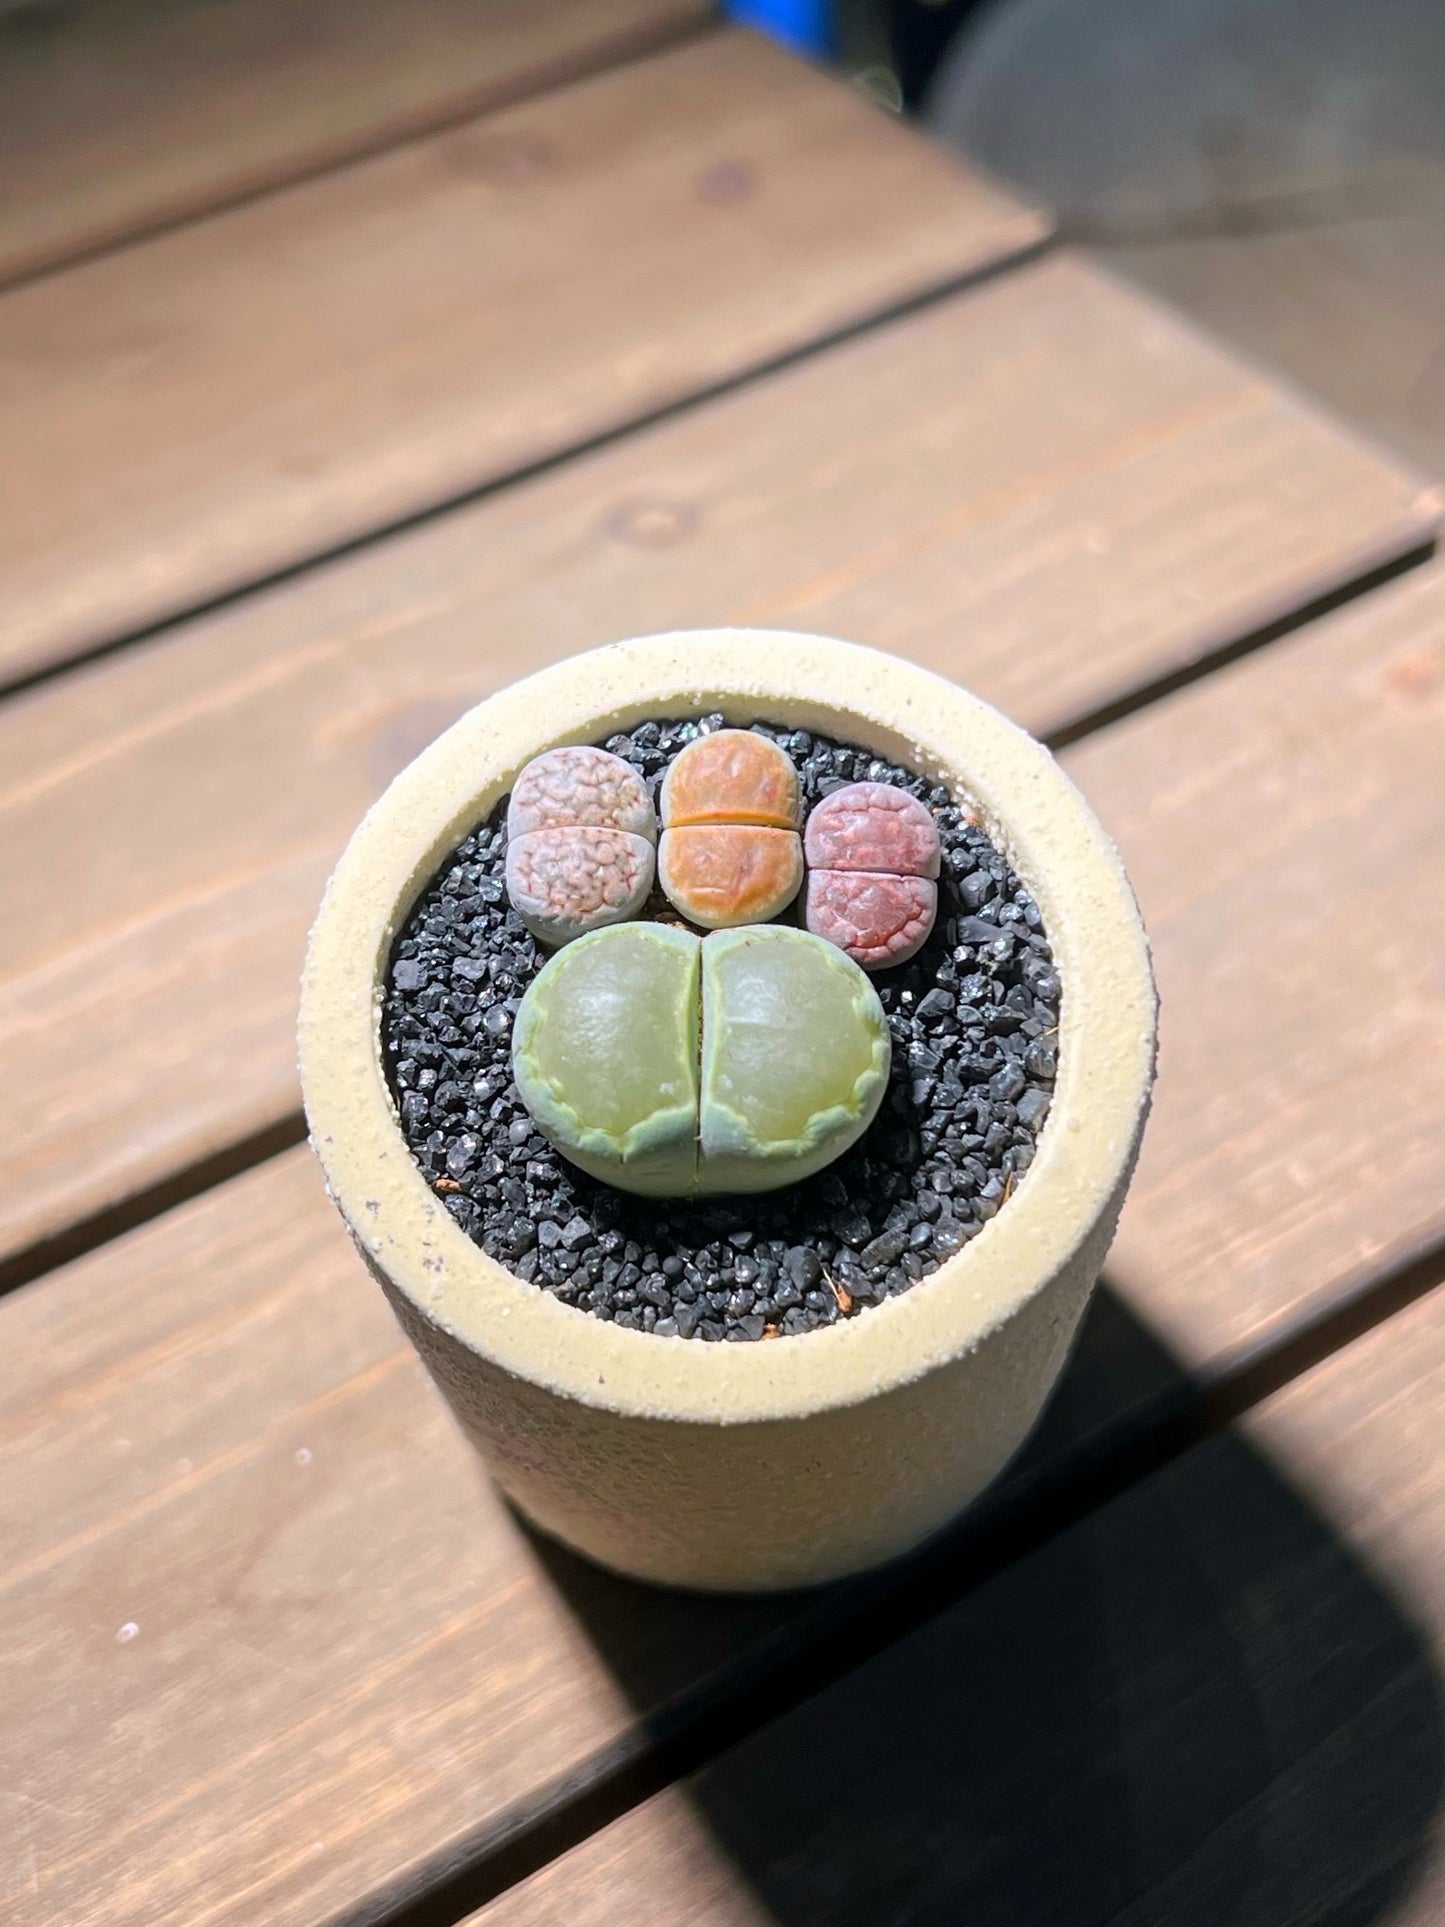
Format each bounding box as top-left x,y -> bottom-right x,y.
508,745 -> 654,841
505,746 -> 655,946
804,781 -> 941,969
507,824 -> 656,947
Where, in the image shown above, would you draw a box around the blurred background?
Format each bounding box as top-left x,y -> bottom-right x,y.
9,0 -> 1441,475
736,0 -> 1445,475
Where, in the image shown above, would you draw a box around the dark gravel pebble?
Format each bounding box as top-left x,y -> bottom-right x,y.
381,718 -> 1061,1341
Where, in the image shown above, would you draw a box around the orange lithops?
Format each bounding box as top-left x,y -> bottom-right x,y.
661,728 -> 801,829
659,729 -> 803,927
659,825 -> 803,927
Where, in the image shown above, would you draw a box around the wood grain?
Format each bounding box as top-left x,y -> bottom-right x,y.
0,28 -> 1044,682
0,255 -> 1434,1268
0,0 -> 709,287
3,569 -> 1444,1924
0,1151 -> 663,1927
1069,559 -> 1445,1369
0,1151 -> 1166,1927
474,1282 -> 1445,1927
1109,210 -> 1445,481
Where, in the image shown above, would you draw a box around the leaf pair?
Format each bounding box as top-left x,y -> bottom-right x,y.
513,923 -> 890,1198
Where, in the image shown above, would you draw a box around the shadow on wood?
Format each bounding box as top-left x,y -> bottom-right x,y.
926,0 -> 1445,476
515,1284 -> 1445,1924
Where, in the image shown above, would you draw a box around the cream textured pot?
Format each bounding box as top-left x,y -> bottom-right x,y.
299,631 -> 1156,1591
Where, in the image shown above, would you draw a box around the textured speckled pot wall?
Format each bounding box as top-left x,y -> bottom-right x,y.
299,632 -> 1156,1591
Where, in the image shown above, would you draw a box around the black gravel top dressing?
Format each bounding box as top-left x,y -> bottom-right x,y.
382,718 -> 1061,1342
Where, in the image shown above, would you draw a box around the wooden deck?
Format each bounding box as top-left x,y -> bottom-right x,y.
2,9 -> 1443,1925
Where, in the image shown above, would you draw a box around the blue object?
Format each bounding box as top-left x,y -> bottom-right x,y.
725,0 -> 833,58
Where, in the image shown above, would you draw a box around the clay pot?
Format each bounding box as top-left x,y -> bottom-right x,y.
299,631 -> 1156,1591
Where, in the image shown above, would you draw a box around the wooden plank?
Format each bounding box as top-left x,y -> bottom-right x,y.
0,1146 -> 980,1927
0,0 -> 709,287
0,1152 -> 657,1927
0,28 -> 1044,683
0,254 -> 1434,1269
4,566 -> 1444,1924
0,1172 -> 1389,1927
474,1282 -> 1445,1927
1069,559 -> 1445,1369
1106,213 -> 1445,481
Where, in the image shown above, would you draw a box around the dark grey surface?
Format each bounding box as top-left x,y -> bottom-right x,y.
926,0 -> 1445,472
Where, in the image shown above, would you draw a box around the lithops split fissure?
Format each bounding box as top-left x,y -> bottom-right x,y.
513,923 -> 889,1198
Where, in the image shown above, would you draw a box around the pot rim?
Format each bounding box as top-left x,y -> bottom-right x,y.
299,630 -> 1156,1425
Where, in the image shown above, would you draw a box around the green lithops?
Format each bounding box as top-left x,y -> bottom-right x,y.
698,925 -> 890,1193
512,923 -> 700,1197
513,921 -> 890,1198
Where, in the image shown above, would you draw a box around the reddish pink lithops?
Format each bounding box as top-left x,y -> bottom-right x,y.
803,782 -> 941,969
804,871 -> 938,971
506,747 -> 655,946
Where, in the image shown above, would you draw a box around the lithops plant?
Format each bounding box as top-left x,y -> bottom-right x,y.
510,922 -> 701,1195
697,925 -> 891,1195
513,922 -> 889,1197
658,729 -> 803,927
804,781 -> 941,969
506,746 -> 656,946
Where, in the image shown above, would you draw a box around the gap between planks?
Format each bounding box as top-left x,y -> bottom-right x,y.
0,0 -> 717,295
3,557 -> 1443,1922
0,228 -> 1055,713
1046,537 -> 1437,748
368,1240 -> 1445,1927
0,250 -> 1436,1278
0,528 -> 1430,1304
